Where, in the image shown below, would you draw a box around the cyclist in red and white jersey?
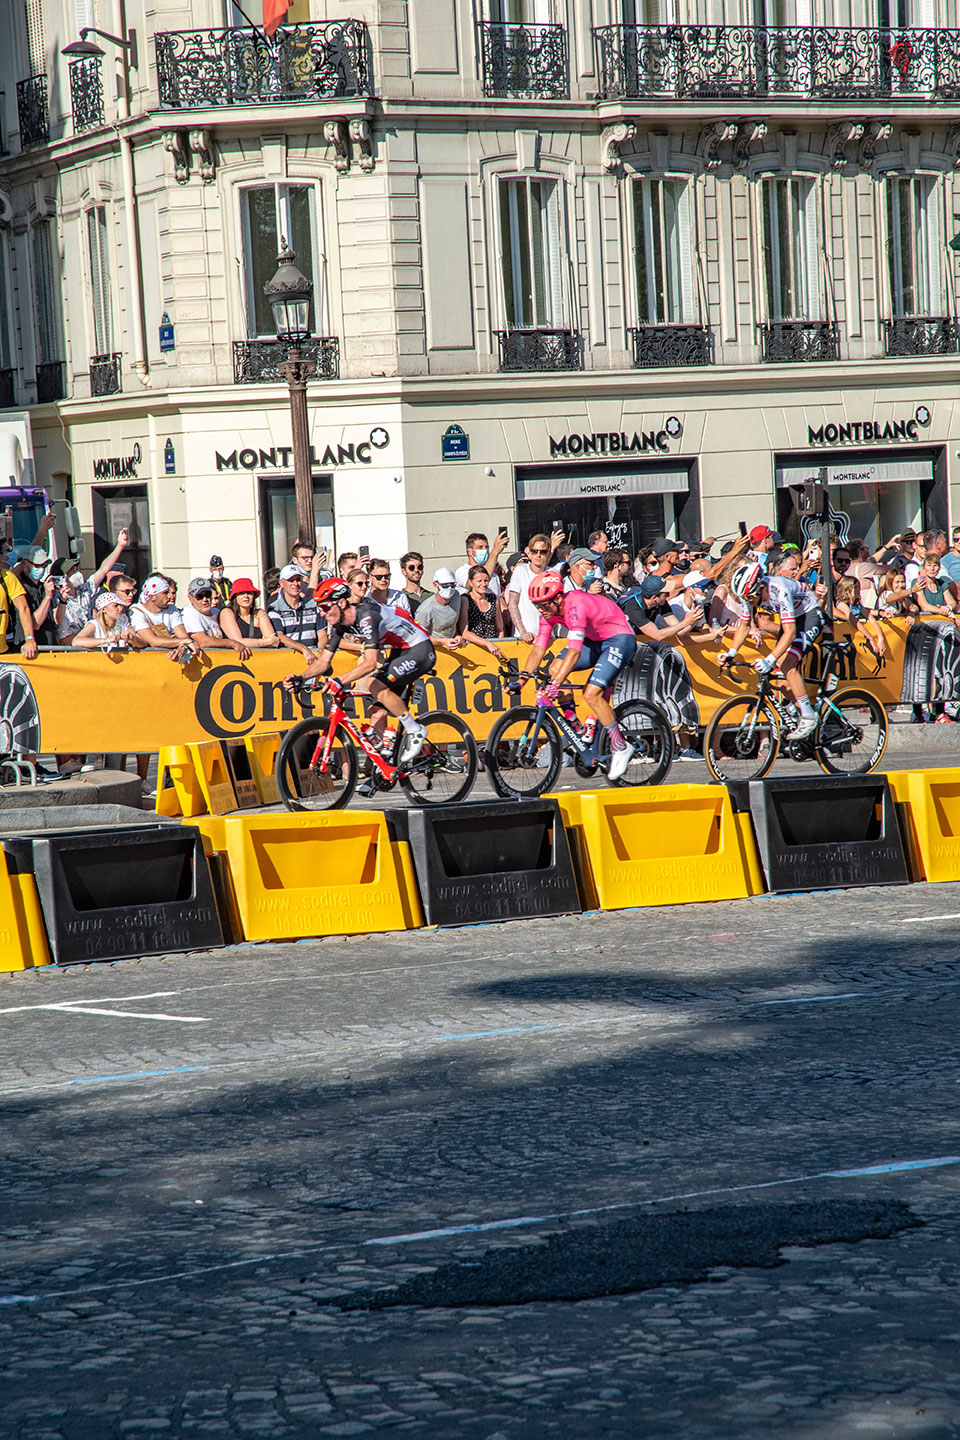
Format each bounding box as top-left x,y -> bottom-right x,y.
720,562 -> 826,739
522,551 -> 638,781
284,580 -> 432,760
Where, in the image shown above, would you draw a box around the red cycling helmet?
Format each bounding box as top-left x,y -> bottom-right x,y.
313,577 -> 351,606
528,571 -> 564,606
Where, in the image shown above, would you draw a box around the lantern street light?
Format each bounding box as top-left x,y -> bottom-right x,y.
263,243 -> 316,546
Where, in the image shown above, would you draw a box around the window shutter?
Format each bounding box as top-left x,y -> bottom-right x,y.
0,239 -> 11,371
24,0 -> 45,75
74,0 -> 95,32
544,181 -> 565,327
675,182 -> 694,324
923,176 -> 941,314
802,180 -> 820,321
32,222 -> 58,364
87,207 -> 112,356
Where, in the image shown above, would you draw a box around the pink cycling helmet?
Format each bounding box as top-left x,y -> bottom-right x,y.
528,571 -> 564,605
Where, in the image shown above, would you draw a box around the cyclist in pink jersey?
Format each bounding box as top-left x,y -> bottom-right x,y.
522,549 -> 638,781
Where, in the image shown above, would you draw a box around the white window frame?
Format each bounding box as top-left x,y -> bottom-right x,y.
238,182 -> 326,339
759,176 -> 819,322
497,175 -> 567,330
632,176 -> 695,326
886,174 -> 941,318
86,204 -> 113,357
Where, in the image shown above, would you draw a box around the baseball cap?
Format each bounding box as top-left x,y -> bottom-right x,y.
567,547 -> 596,566
433,566 -> 457,586
94,590 -> 129,612
749,525 -> 773,545
640,575 -> 667,598
188,577 -> 215,596
682,571 -> 710,588
30,548 -> 49,565
279,563 -> 304,581
651,538 -> 679,558
229,577 -> 259,597
209,554 -> 223,567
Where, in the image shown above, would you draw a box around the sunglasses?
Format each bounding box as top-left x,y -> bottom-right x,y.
193,589 -> 214,599
405,563 -> 423,571
530,547 -> 549,555
371,574 -> 390,583
437,583 -> 457,591
353,578 -> 369,588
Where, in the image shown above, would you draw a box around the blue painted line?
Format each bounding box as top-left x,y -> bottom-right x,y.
0,1294 -> 39,1304
825,1156 -> 960,1178
438,1024 -> 558,1042
71,1065 -> 208,1085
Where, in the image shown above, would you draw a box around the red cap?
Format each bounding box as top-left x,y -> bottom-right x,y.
748,525 -> 773,545
229,577 -> 259,598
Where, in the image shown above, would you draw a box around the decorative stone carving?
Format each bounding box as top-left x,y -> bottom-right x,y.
323,118 -> 350,173
733,121 -> 767,171
188,129 -> 215,182
601,121 -> 636,172
701,120 -> 737,171
349,118 -> 375,172
163,130 -> 189,184
827,121 -> 864,169
859,120 -> 892,168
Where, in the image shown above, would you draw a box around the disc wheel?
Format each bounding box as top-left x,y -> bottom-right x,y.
705,695 -> 780,784
276,716 -> 357,812
599,700 -> 675,787
398,709 -> 478,806
814,687 -> 888,775
483,706 -> 563,799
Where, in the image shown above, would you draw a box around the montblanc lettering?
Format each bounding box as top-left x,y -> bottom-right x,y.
548,429 -> 676,459
808,412 -> 926,447
215,440 -> 377,472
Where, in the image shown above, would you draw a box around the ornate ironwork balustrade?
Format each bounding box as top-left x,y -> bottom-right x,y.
0,370 -> 15,409
594,24 -> 960,101
495,328 -> 582,372
17,75 -> 49,147
35,362 -> 65,404
90,354 -> 121,397
629,324 -> 713,368
883,315 -> 960,357
233,337 -> 340,384
69,57 -> 105,131
760,320 -> 840,363
155,22 -> 369,107
478,22 -> 567,99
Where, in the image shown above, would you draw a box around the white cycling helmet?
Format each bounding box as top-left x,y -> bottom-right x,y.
731,562 -> 764,602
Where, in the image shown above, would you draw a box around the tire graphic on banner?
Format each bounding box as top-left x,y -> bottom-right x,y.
614,641 -> 699,729
0,663 -> 42,754
900,622 -> 960,704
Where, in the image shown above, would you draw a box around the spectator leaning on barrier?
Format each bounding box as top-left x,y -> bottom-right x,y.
458,564 -> 505,659
877,568 -> 916,617
415,568 -> 462,652
622,574 -> 704,643
0,550 -> 37,658
208,555 -> 231,610
400,551 -> 430,607
129,575 -> 199,662
220,578 -> 279,648
368,558 -> 412,613
267,563 -> 323,658
182,578 -> 252,659
507,534 -> 554,642
71,590 -> 145,651
913,551 -> 958,618
834,576 -> 887,659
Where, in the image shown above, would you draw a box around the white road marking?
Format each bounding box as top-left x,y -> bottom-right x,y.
0,991 -> 179,1015
0,993 -> 207,1023
901,913 -> 960,923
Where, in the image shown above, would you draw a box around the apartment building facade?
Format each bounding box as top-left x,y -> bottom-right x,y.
1,0 -> 959,582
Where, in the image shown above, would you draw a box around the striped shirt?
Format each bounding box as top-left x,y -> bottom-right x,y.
267,593 -> 322,648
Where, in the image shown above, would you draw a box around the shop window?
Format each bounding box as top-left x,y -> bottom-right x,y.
91,485 -> 152,588
86,206 -> 113,356
240,184 -> 324,339
258,473 -> 334,571
498,177 -> 566,329
886,175 -> 941,318
633,178 -> 694,326
761,177 -> 818,321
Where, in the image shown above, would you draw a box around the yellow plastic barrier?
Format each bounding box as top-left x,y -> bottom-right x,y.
0,855 -> 52,972
548,784 -> 765,911
187,740 -> 238,816
887,767 -> 960,883
190,811 -> 423,941
244,731 -> 282,806
155,744 -> 207,818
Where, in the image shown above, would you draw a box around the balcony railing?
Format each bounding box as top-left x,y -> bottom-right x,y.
478,22 -> 567,99
0,370 -> 15,409
884,315 -> 960,358
233,337 -> 340,384
594,25 -> 960,102
17,75 -> 49,147
69,57 -> 105,132
90,353 -> 122,397
155,22 -> 369,108
629,324 -> 713,368
35,362 -> 65,403
496,328 -> 582,372
760,320 -> 840,364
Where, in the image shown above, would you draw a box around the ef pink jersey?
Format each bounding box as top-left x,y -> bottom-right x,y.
535,590 -> 632,650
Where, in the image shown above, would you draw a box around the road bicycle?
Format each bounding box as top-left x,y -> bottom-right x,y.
483,666 -> 675,800
703,639 -> 888,784
276,676 -> 478,811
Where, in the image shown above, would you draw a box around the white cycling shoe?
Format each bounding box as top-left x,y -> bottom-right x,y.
790,712 -> 818,740
399,722 -> 428,763
608,741 -> 636,782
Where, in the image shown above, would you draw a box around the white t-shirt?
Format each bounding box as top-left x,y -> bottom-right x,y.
182,605 -> 224,638
455,562 -> 501,599
507,563 -> 544,636
130,603 -> 184,636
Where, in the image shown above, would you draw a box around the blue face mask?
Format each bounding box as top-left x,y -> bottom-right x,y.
473,548 -> 488,564
30,565 -> 46,581
591,568 -> 603,583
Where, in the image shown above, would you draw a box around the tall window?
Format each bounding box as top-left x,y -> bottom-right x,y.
633,178 -> 693,325
760,177 -> 817,321
498,177 -> 565,329
886,176 -> 940,317
622,0 -> 675,21
490,1 -> 553,21
240,184 -> 322,337
32,221 -> 60,363
24,0 -> 45,74
0,236 -> 13,371
86,206 -> 113,356
228,0 -> 310,22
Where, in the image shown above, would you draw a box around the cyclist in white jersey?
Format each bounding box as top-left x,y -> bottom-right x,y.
719,562 -> 826,739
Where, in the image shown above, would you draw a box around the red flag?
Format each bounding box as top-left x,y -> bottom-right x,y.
263,0 -> 290,38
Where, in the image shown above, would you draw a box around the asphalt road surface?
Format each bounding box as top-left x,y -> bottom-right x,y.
4,878 -> 960,1437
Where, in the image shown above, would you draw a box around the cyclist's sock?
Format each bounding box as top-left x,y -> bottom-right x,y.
398,712 -> 421,734
798,696 -> 815,718
606,722 -> 627,751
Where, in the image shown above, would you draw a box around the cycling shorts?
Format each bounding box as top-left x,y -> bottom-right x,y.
374,639 -> 436,697
784,609 -> 827,662
561,631 -> 636,690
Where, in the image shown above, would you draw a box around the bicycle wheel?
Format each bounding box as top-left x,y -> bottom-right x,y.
398,709 -> 478,806
483,705 -> 563,799
704,695 -> 780,784
599,700 -> 675,787
814,687 -> 888,776
275,716 -> 357,812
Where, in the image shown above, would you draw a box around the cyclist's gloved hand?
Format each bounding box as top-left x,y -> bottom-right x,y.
718,649 -> 738,667
537,681 -> 560,707
754,654 -> 776,675
322,676 -> 342,695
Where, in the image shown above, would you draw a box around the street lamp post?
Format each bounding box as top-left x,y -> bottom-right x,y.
263,244 -> 316,546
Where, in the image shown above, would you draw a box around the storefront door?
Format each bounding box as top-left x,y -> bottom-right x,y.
91,484 -> 151,587
258,473 -> 334,570
774,448 -> 946,550
515,459 -> 699,560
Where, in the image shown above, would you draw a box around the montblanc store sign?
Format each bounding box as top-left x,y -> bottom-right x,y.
807,406 -> 930,446
549,425 -> 678,458
216,427 -> 390,472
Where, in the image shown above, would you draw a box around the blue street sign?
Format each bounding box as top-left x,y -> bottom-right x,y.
164,439 -> 176,475
159,312 -> 175,352
441,424 -> 470,462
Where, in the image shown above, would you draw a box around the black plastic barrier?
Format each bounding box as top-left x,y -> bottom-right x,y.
221,739 -> 260,809
388,799 -> 582,927
727,775 -> 910,895
1,824 -> 223,964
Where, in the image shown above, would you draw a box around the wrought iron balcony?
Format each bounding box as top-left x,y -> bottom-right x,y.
233,337 -> 340,384
0,370 -> 15,409
883,315 -> 960,358
17,75 -> 49,147
629,324 -> 713,368
495,328 -> 582,372
90,354 -> 121,397
478,22 -> 567,99
35,362 -> 65,404
69,57 -> 105,132
760,321 -> 840,363
594,24 -> 960,102
155,22 -> 369,108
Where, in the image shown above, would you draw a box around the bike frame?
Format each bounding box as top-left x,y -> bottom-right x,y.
727,651 -> 865,751
313,694 -> 402,782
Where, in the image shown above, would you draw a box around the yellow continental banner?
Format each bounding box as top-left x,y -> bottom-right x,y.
0,617 -> 953,754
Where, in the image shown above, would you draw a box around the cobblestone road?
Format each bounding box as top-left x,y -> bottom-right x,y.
4,882 -> 960,1437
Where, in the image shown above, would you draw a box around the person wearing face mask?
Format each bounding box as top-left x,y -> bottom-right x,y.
454,530 -> 508,598
14,548 -> 59,647
208,554 -> 231,610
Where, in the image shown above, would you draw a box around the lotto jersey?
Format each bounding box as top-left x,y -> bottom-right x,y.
328,599 -> 428,655
535,589 -> 633,650
731,574 -> 821,626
